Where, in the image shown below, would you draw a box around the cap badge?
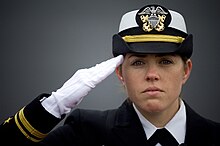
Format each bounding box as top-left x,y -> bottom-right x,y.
136,5 -> 170,32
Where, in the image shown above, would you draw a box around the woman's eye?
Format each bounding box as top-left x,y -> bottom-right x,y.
131,60 -> 145,66
160,59 -> 173,65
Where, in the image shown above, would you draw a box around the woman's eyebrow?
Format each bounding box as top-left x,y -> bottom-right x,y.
128,54 -> 147,59
155,54 -> 176,58
155,54 -> 167,57
127,53 -> 176,59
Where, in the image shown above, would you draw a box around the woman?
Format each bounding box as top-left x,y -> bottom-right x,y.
116,53 -> 192,128
1,4 -> 220,146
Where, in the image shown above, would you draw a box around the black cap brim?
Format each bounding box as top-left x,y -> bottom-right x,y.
112,33 -> 193,58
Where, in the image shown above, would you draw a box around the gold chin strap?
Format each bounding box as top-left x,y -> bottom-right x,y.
122,34 -> 185,43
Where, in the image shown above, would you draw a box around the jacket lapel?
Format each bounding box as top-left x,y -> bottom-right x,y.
184,102 -> 214,145
110,100 -> 217,145
112,100 -> 148,146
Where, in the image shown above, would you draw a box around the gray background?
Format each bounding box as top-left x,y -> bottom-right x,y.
1,0 -> 220,124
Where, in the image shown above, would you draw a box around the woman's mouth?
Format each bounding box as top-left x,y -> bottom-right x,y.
142,87 -> 164,96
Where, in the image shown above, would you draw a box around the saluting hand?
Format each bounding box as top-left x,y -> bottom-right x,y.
42,55 -> 124,118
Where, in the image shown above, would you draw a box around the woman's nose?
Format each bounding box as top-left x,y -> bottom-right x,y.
145,66 -> 160,81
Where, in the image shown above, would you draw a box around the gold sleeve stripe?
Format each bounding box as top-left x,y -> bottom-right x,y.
122,34 -> 185,43
19,107 -> 47,139
15,112 -> 41,142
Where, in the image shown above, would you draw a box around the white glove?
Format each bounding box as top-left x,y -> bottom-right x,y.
42,55 -> 124,118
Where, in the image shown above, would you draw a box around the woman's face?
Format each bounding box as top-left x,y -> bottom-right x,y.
116,53 -> 192,116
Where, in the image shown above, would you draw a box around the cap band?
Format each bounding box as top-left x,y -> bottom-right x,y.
122,34 -> 185,43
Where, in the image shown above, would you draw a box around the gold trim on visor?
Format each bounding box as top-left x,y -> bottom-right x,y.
15,107 -> 48,142
122,34 -> 185,43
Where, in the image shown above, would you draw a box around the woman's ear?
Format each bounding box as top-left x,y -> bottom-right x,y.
115,65 -> 124,84
182,59 -> 192,84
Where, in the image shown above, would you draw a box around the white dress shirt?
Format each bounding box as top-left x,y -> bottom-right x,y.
133,99 -> 186,145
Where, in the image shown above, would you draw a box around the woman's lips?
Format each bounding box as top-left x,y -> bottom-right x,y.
142,87 -> 164,96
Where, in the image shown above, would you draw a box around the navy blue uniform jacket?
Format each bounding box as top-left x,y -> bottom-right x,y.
1,93 -> 220,146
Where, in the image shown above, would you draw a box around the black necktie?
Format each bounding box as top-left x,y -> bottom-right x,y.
147,128 -> 179,146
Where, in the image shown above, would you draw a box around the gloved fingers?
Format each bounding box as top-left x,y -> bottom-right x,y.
88,55 -> 124,76
85,55 -> 124,86
102,55 -> 124,69
94,55 -> 124,70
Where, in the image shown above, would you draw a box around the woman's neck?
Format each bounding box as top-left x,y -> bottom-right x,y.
136,98 -> 181,127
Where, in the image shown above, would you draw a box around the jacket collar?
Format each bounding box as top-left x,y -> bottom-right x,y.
112,99 -> 216,145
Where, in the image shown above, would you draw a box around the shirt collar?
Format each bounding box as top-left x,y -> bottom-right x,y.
133,99 -> 186,144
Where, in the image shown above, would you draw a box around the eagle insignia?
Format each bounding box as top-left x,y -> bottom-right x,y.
136,5 -> 170,32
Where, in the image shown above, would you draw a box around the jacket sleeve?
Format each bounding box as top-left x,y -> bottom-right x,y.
0,93 -> 63,145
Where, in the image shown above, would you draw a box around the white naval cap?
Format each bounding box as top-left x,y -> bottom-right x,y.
119,9 -> 187,33
112,4 -> 193,58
